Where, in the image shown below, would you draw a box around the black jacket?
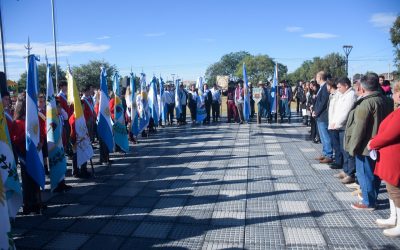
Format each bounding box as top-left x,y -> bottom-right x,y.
314,83 -> 329,122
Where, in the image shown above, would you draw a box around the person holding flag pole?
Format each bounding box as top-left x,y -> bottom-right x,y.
45,55 -> 69,192
67,68 -> 94,177
175,79 -> 182,125
158,76 -> 167,127
148,76 -> 159,131
243,63 -> 251,123
128,72 -> 139,142
196,77 -> 206,124
97,67 -> 114,165
111,71 -> 129,153
270,63 -> 279,123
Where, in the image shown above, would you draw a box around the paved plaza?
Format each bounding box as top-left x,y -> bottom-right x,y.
12,115 -> 400,249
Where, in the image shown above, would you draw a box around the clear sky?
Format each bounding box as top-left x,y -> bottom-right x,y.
1,0 -> 399,81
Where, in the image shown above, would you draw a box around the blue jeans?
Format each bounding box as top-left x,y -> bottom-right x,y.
329,130 -> 342,165
355,155 -> 381,207
279,99 -> 291,118
339,130 -> 355,177
317,121 -> 333,158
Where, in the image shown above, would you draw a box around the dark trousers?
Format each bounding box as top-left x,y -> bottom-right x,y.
329,130 -> 343,166
250,99 -> 255,118
64,122 -> 72,156
189,103 -> 196,122
339,130 -> 355,177
212,101 -> 220,121
21,163 -> 41,210
296,97 -> 301,113
310,116 -> 319,141
179,104 -> 187,123
166,103 -> 175,124
205,103 -> 211,123
227,100 -> 237,122
98,138 -> 110,164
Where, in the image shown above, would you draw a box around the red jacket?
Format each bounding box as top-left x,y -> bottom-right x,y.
57,92 -> 73,118
372,108 -> 400,187
109,98 -> 115,120
81,96 -> 96,122
12,117 -> 46,157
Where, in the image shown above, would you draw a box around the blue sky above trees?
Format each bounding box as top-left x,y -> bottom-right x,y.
1,0 -> 399,81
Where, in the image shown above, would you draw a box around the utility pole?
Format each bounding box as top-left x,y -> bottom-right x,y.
343,45 -> 353,77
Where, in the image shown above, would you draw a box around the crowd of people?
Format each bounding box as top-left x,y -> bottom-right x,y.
1,65 -> 400,246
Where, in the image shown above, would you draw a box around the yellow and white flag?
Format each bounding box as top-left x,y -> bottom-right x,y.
67,70 -> 93,166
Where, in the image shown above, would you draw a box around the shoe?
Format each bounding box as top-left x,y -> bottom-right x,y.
383,207 -> 400,237
346,182 -> 360,189
315,156 -> 325,161
376,199 -> 397,228
341,176 -> 355,184
351,202 -> 375,211
334,171 -> 347,179
329,163 -> 342,169
320,158 -> 333,164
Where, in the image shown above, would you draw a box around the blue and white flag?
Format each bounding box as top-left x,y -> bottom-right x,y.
26,55 -> 45,189
148,76 -> 159,127
129,73 -> 139,137
97,67 -> 114,152
46,62 -> 67,191
175,79 -> 182,119
243,63 -> 250,122
195,77 -> 206,122
159,77 -> 167,124
138,73 -> 150,133
112,72 -> 129,152
270,63 -> 278,113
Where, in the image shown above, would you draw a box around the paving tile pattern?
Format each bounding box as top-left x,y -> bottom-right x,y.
11,114 -> 400,249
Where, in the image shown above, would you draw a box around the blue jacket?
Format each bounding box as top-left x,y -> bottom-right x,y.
314,83 -> 329,122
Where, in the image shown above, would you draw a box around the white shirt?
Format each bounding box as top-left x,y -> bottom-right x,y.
211,88 -> 221,103
330,88 -> 357,130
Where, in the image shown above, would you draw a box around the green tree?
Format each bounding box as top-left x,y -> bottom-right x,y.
287,53 -> 346,82
17,63 -> 66,93
235,55 -> 272,83
72,60 -> 117,91
205,51 -> 251,84
390,15 -> 400,72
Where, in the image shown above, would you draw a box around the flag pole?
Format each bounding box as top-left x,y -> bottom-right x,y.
275,62 -> 278,123
0,2 -> 6,79
51,0 -> 59,93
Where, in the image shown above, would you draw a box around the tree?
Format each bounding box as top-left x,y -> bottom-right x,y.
17,63 -> 66,93
287,52 -> 346,82
72,60 -> 117,91
205,51 -> 251,84
234,55 -> 288,84
390,15 -> 400,72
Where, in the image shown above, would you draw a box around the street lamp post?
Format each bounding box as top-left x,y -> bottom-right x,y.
343,45 -> 353,77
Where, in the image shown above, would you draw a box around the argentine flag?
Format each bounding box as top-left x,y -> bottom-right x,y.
46,62 -> 67,190
148,76 -> 159,127
270,63 -> 278,114
138,73 -> 150,133
97,67 -> 114,152
0,92 -> 22,218
159,77 -> 167,124
25,55 -> 45,189
175,79 -> 182,120
196,77 -> 206,122
243,63 -> 250,122
129,73 -> 139,137
112,72 -> 129,152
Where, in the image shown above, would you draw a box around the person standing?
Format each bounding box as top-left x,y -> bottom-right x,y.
211,83 -> 221,122
249,83 -> 255,118
57,81 -> 73,156
345,74 -> 393,210
188,84 -> 198,125
164,84 -> 175,126
81,85 -> 96,143
203,84 -> 212,124
369,81 -> 400,236
330,77 -> 357,184
313,71 -> 333,163
278,80 -> 292,123
235,80 -> 245,124
293,81 -> 305,114
179,83 -> 188,125
225,81 -> 237,123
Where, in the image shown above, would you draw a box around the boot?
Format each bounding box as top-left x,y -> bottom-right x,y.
376,199 -> 397,228
383,207 -> 400,237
